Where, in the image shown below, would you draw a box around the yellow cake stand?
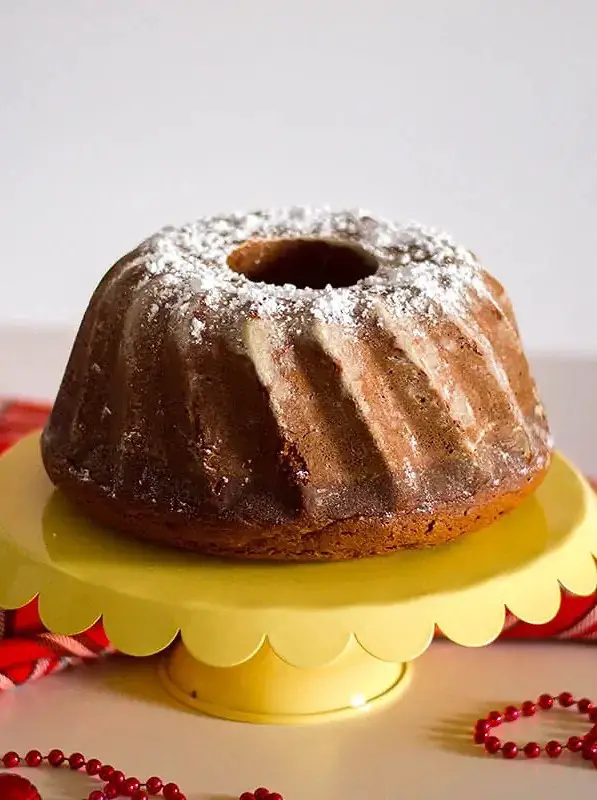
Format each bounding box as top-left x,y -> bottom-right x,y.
0,434 -> 597,725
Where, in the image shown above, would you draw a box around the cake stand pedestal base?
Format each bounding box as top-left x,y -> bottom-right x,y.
159,639 -> 410,724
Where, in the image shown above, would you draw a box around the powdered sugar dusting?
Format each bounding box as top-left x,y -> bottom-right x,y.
190,317 -> 205,342
135,207 -> 485,338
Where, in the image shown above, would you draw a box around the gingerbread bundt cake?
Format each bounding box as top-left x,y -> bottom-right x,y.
41,207 -> 551,560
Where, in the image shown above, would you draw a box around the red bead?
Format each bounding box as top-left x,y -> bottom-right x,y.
545,740 -> 563,758
475,719 -> 491,733
104,786 -> 119,800
589,707 -> 597,723
0,774 -> 42,800
558,692 -> 574,708
239,795 -> 255,800
163,783 -> 180,800
504,705 -> 520,722
473,730 -> 488,744
99,766 -> 115,781
567,736 -> 584,753
86,759 -> 103,776
69,752 -> 86,770
109,771 -> 126,789
538,693 -> 554,710
2,752 -> 20,768
488,711 -> 503,727
523,742 -> 541,759
145,778 -> 163,795
132,793 -> 148,800
582,741 -> 597,760
89,792 -> 105,800
176,796 -> 186,800
502,742 -> 518,759
578,698 -> 594,714
123,778 -> 141,796
484,736 -> 501,754
587,724 -> 597,742
521,701 -> 536,717
269,795 -> 284,800
48,749 -> 65,767
25,750 -> 43,767
254,791 -> 271,800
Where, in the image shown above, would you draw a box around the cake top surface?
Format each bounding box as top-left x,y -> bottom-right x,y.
130,206 -> 489,338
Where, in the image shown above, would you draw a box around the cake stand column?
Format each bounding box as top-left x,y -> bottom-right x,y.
159,638 -> 410,724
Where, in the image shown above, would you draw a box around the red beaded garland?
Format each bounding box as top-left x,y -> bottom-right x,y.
473,692 -> 597,768
0,748 -> 284,800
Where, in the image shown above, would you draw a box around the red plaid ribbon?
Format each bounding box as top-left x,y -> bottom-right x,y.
1,399 -> 596,692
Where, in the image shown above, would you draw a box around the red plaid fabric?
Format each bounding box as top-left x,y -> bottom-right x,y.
0,399 -> 596,692
0,400 -> 114,689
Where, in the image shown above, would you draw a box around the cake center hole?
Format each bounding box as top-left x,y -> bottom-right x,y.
227,238 -> 378,290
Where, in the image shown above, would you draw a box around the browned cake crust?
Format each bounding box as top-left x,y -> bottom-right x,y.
40,450 -> 548,560
41,208 -> 552,561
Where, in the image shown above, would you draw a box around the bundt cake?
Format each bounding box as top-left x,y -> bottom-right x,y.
41,207 -> 552,560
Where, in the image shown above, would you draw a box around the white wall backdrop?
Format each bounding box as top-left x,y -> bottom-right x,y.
1,0 -> 596,353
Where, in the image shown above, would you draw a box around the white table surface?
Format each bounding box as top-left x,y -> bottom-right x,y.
1,325 -> 597,800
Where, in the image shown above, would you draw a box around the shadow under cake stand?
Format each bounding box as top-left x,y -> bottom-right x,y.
0,434 -> 596,725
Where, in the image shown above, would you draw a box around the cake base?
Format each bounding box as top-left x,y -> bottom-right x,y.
159,638 -> 410,724
41,448 -> 548,560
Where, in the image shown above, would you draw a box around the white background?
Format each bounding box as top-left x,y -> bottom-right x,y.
1,0 -> 596,354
